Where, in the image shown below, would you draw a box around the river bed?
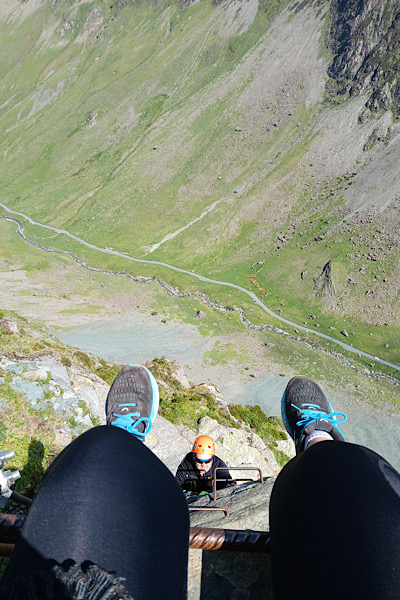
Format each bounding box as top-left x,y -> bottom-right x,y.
57,312 -> 400,471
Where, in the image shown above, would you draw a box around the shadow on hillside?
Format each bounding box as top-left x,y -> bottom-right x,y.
17,439 -> 45,498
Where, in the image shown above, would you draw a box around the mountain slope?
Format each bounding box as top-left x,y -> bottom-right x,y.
0,0 -> 399,363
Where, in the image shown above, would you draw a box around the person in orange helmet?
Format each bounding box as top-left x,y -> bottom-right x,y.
175,435 -> 234,494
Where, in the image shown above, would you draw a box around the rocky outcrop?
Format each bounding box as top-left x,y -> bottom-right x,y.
313,260 -> 336,300
0,318 -> 18,334
180,0 -> 201,7
148,414 -> 286,478
0,348 -> 288,478
187,480 -> 275,600
0,322 -> 288,599
327,0 -> 400,115
0,353 -> 108,448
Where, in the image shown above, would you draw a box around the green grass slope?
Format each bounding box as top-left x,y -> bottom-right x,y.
0,0 -> 399,363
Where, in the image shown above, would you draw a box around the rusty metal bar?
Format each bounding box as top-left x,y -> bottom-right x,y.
212,467 -> 264,502
0,543 -> 14,557
189,507 -> 230,517
0,514 -> 24,542
189,527 -> 270,553
0,515 -> 270,556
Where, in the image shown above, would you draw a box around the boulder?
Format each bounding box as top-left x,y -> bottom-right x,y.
195,310 -> 207,319
147,415 -> 194,475
0,318 -> 18,334
169,362 -> 191,389
197,416 -> 281,478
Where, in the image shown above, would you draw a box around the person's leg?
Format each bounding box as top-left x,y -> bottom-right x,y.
270,441 -> 400,600
3,427 -> 189,598
270,376 -> 400,600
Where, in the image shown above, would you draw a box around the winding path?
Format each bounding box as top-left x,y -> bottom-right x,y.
0,202 -> 399,372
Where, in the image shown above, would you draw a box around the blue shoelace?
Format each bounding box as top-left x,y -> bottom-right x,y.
112,402 -> 153,437
294,402 -> 348,437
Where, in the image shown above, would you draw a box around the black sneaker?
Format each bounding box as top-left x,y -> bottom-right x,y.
106,365 -> 159,442
281,376 -> 347,454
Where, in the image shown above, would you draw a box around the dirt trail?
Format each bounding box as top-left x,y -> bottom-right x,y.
1,211 -> 399,375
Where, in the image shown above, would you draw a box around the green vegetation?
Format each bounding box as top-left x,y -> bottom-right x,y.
60,304 -> 105,315
0,0 -> 398,371
204,341 -> 249,366
72,350 -> 122,385
149,358 -> 237,431
228,404 -> 286,442
149,357 -> 291,465
0,383 -> 57,497
228,404 -> 290,465
0,1 -> 398,528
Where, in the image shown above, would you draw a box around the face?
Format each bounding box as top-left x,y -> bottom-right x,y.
193,453 -> 213,474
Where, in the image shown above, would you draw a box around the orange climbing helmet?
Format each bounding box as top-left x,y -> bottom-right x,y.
192,435 -> 215,456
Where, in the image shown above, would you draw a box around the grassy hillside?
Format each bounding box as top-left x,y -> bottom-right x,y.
0,0 -> 399,365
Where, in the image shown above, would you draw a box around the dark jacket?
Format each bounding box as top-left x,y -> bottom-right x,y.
175,453 -> 234,493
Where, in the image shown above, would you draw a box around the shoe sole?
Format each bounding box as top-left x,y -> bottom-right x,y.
128,363 -> 159,426
106,364 -> 159,431
281,376 -> 330,442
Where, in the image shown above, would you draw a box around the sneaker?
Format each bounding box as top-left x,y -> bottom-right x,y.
281,376 -> 347,454
106,365 -> 159,441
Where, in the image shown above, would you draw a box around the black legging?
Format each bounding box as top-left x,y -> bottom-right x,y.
3,430 -> 400,599
270,441 -> 400,600
2,425 -> 189,599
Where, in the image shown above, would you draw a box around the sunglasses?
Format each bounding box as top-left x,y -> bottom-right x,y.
194,456 -> 212,464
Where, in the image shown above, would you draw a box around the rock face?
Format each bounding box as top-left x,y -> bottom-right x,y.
187,480 -> 276,600
145,358 -> 291,478
327,0 -> 400,115
197,415 -> 281,477
0,352 -> 289,479
0,354 -> 108,447
148,414 -> 286,479
313,260 -> 336,300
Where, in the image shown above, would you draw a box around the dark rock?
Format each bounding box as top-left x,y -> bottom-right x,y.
180,0 -> 199,7
188,481 -> 275,599
327,0 -> 400,117
313,261 -> 336,299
